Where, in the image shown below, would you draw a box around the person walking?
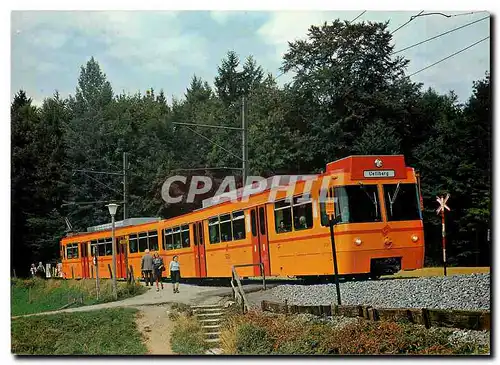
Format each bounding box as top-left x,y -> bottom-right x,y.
152,252 -> 165,291
169,255 -> 181,293
30,263 -> 36,278
141,249 -> 154,286
36,262 -> 46,279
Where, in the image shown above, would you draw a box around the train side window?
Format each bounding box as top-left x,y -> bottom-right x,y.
138,232 -> 148,252
173,227 -> 182,249
232,211 -> 246,240
319,189 -> 330,227
209,217 -> 221,244
274,200 -> 292,234
148,230 -> 159,251
66,244 -> 73,259
220,214 -> 233,242
98,239 -> 106,256
250,210 -> 258,237
104,238 -> 112,256
91,240 -> 98,256
129,234 -> 138,253
164,229 -> 173,250
193,224 -> 198,246
74,243 -> 80,259
293,195 -> 313,231
259,207 -> 266,235
181,225 -> 190,248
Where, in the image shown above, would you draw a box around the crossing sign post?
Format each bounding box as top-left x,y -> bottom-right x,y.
436,194 -> 450,276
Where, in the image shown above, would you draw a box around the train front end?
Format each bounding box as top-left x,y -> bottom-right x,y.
325,155 -> 425,278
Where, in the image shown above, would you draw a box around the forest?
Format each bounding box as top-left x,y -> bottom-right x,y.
11,20 -> 491,276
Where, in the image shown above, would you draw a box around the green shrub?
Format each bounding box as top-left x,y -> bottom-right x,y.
235,323 -> 275,355
170,314 -> 208,355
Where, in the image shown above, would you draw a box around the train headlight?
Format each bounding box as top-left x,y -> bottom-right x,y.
354,238 -> 362,246
411,235 -> 419,242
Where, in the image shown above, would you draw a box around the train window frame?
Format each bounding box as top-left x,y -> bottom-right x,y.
163,228 -> 174,250
91,240 -> 98,256
220,214 -> 233,243
274,199 -> 293,234
129,234 -> 138,253
292,195 -> 314,231
148,230 -> 159,251
181,225 -> 190,248
383,183 -> 421,222
172,227 -> 182,249
232,210 -> 246,240
209,216 -> 221,244
138,232 -> 148,252
66,243 -> 79,259
334,185 -> 381,224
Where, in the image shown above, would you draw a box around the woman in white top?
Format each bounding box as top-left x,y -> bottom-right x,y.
169,255 -> 181,293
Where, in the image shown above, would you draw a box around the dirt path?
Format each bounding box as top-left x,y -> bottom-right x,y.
11,283 -> 231,319
135,305 -> 174,355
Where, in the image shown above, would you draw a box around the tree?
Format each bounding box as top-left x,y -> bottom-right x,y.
352,119 -> 401,155
282,20 -> 418,169
214,51 -> 243,106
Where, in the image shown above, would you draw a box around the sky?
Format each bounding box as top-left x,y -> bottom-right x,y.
11,10 -> 490,106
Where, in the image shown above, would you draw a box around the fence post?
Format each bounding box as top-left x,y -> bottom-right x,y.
108,264 -> 113,279
71,266 -> 74,279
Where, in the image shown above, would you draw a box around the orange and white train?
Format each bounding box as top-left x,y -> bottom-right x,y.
60,155 -> 425,281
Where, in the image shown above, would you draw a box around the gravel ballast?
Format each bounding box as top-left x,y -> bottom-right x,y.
266,273 -> 490,311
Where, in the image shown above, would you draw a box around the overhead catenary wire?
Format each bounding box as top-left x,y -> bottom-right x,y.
393,15 -> 490,54
406,36 -> 489,78
275,11 -> 489,81
349,11 -> 366,24
391,10 -> 425,34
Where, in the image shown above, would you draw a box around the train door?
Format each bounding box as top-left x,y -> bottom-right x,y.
117,236 -> 127,278
80,242 -> 89,278
250,206 -> 271,276
193,221 -> 207,277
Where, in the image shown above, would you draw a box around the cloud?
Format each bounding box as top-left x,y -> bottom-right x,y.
12,11 -> 208,77
210,11 -> 232,24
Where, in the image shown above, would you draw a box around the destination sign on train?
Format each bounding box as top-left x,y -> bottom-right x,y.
363,170 -> 396,178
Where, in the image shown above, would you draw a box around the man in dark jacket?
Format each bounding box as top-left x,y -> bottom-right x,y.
141,249 -> 154,286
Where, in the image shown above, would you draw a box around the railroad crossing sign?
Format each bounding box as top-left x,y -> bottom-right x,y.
436,193 -> 450,276
436,194 -> 450,214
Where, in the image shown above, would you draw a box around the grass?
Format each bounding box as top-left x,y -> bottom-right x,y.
11,278 -> 146,316
387,267 -> 490,279
11,307 -> 148,355
169,309 -> 209,355
220,311 -> 490,355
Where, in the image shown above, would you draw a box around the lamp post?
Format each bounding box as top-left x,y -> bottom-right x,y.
107,203 -> 119,300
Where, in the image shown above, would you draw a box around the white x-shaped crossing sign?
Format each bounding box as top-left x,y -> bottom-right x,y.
436,194 -> 450,214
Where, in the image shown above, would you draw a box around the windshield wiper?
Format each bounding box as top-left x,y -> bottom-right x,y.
387,182 -> 401,216
358,182 -> 379,219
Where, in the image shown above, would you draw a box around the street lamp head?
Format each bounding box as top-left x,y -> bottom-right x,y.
106,203 -> 119,217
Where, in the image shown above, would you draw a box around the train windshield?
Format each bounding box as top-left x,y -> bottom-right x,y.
383,183 -> 421,221
334,185 -> 381,223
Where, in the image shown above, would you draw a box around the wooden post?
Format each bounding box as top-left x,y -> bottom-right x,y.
71,266 -> 74,279
108,264 -> 113,279
130,265 -> 135,283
